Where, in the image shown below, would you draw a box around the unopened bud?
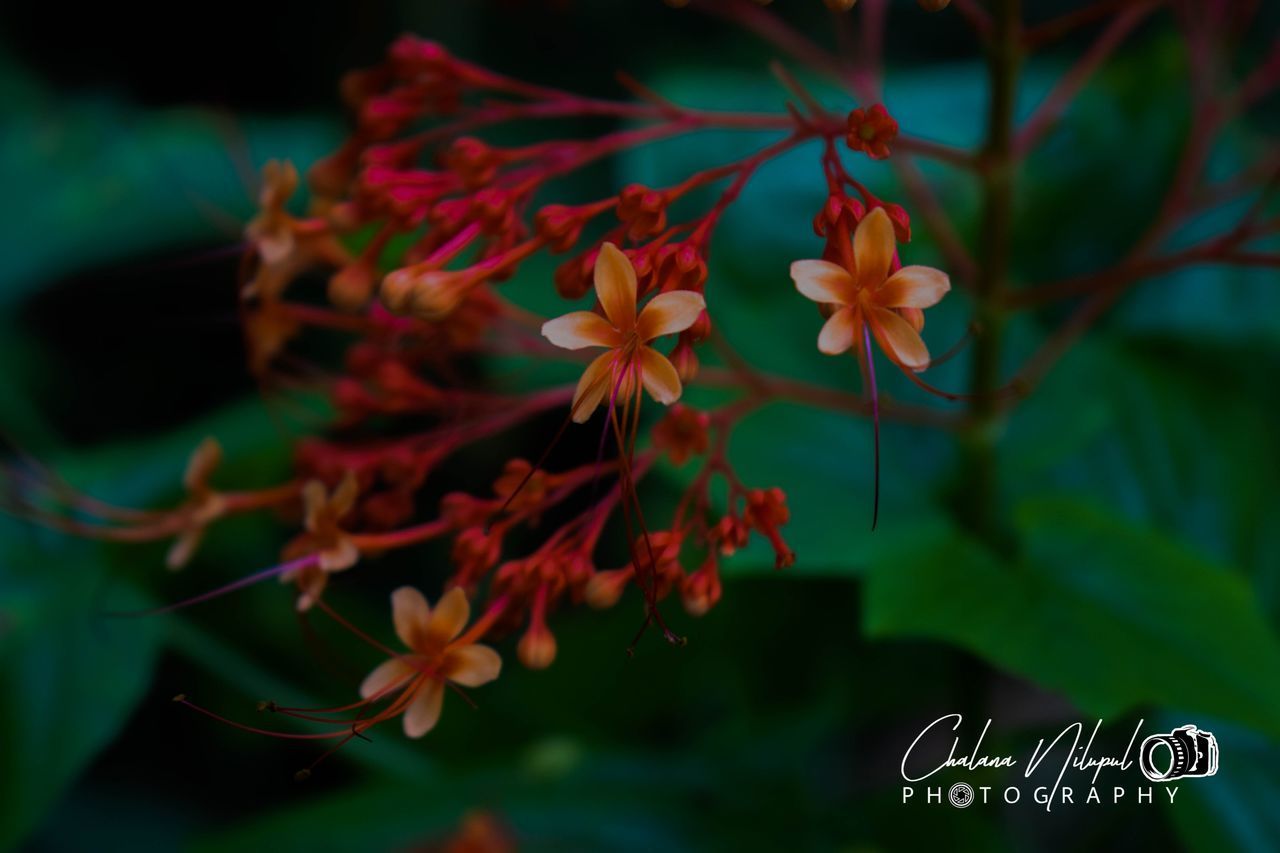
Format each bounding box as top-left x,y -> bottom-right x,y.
670,338 -> 699,384
328,261 -> 376,312
380,265 -> 420,314
518,622 -> 557,669
584,568 -> 632,609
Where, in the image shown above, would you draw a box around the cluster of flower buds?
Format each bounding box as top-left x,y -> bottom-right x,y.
20,29 -> 931,762
812,134 -> 924,332
17,0 -> 1274,781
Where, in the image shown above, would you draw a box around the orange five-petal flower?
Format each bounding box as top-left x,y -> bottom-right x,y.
359,586 -> 502,738
280,471 -> 361,611
166,437 -> 228,571
790,207 -> 950,371
542,243 -> 705,423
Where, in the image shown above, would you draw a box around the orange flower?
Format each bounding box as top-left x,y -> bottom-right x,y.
166,437 -> 228,570
245,160 -> 301,267
359,587 -> 502,738
542,243 -> 705,422
790,207 -> 950,371
281,472 -> 360,610
243,160 -> 349,302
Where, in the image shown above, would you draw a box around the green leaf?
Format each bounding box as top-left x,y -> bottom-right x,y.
1164,719 -> 1280,853
191,756 -> 704,853
0,58 -> 340,311
864,497 -> 1280,735
1005,340 -> 1280,619
667,400 -> 956,574
0,520 -> 163,849
45,394 -> 300,510
0,393 -> 308,847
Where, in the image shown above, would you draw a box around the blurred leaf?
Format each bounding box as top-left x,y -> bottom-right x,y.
0,520 -> 163,849
45,394 -> 302,510
1112,226 -> 1280,349
191,756 -> 704,853
865,497 -> 1280,736
660,401 -> 957,574
1163,718 -> 1280,853
0,58 -> 339,310
1006,340 -> 1280,618
1016,34 -> 1190,284
0,392 -> 310,847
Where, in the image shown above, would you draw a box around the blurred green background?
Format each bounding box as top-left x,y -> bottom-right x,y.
1,1 -> 1278,850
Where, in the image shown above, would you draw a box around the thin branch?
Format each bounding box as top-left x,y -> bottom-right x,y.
952,0 -> 995,40
1014,2 -> 1158,156
1022,0 -> 1153,50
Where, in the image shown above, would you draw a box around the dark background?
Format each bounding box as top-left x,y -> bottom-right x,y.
1,1 -> 1278,851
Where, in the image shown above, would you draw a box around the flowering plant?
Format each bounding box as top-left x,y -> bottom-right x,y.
3,0 -> 1280,847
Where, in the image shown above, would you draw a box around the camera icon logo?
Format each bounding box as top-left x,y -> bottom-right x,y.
948,782 -> 975,808
1138,725 -> 1219,781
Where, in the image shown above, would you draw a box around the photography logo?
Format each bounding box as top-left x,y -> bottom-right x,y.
1138,725 -> 1219,782
948,783 -> 975,808
900,715 -> 1224,811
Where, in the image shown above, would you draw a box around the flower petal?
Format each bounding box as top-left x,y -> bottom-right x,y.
183,437 -> 222,491
877,265 -> 951,309
868,305 -> 930,371
790,259 -> 856,305
639,346 -> 683,405
899,306 -> 925,333
359,658 -> 414,700
290,564 -> 329,612
594,242 -> 637,331
571,351 -> 615,424
319,537 -> 359,573
165,527 -> 204,571
541,311 -> 621,350
854,207 -> 896,290
331,471 -> 359,515
424,586 -> 470,646
635,291 -> 706,341
443,643 -> 502,687
301,480 -> 327,531
391,586 -> 431,649
402,678 -> 445,738
817,306 -> 859,355
256,229 -> 295,266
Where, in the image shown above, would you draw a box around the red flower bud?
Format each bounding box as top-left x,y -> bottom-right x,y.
880,201 -> 913,243
681,556 -> 722,616
617,183 -> 668,241
362,489 -> 415,530
444,136 -> 501,188
846,103 -> 899,160
710,514 -> 750,557
651,404 -> 710,466
554,249 -> 596,300
669,337 -> 700,384
534,204 -> 586,253
743,488 -> 795,569
813,193 -> 865,238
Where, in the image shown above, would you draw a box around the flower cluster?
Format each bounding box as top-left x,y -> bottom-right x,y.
9,0 -> 1278,784
16,25 -> 962,767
